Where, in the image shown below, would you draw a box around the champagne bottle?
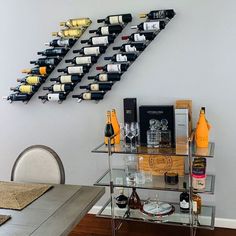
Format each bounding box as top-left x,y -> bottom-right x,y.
3,93 -> 31,102
10,85 -> 38,94
52,28 -> 84,38
60,18 -> 92,28
111,109 -> 120,144
104,53 -> 138,62
43,84 -> 74,93
38,93 -> 67,102
72,91 -> 105,101
180,182 -> 190,213
104,111 -> 115,145
113,42 -> 146,52
73,45 -> 107,55
81,35 -> 116,45
17,76 -> 44,85
45,38 -> 77,48
50,75 -> 82,84
37,48 -> 68,57
128,188 -> 141,209
65,55 -> 98,65
97,14 -> 132,24
80,82 -> 113,91
88,73 -> 122,82
131,21 -> 166,31
30,57 -> 61,66
21,66 -> 53,76
96,63 -> 129,73
89,25 -> 123,35
57,65 -> 90,75
139,9 -> 175,20
121,32 -> 156,42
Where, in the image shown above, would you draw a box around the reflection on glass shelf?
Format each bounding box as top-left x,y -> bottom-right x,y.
95,169 -> 215,194
97,199 -> 215,230
92,141 -> 214,158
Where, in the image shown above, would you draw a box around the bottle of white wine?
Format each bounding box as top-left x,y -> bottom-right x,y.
52,28 -> 85,38
60,18 -> 92,28
37,48 -> 68,57
81,35 -> 116,45
97,14 -> 132,25
96,63 -> 129,73
131,21 -> 166,31
38,93 -> 67,102
89,25 -> 123,35
3,93 -> 31,102
50,75 -> 82,84
21,66 -> 53,76
45,38 -> 77,48
121,32 -> 156,42
88,73 -> 122,82
113,42 -> 146,52
10,85 -> 38,94
80,82 -> 113,91
30,57 -> 61,67
104,53 -> 138,62
65,55 -> 98,65
17,76 -> 44,85
73,45 -> 107,55
57,65 -> 90,75
139,9 -> 175,20
43,84 -> 74,93
72,91 -> 106,101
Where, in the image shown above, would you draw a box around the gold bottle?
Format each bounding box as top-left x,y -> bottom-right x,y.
52,28 -> 84,38
60,18 -> 92,28
111,109 -> 120,144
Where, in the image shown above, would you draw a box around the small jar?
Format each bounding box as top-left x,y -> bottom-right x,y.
192,174 -> 206,190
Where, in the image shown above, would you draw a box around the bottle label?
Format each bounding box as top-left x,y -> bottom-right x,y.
153,10 -> 165,19
101,26 -> 109,35
82,93 -> 91,100
76,56 -> 92,64
107,64 -> 121,72
99,74 -> 108,81
19,85 -> 32,94
60,75 -> 72,83
84,47 -> 100,55
57,39 -> 69,47
143,22 -> 160,30
90,84 -> 99,91
47,93 -> 60,101
26,76 -> 39,85
180,200 -> 189,209
193,201 -> 197,213
53,84 -> 65,92
134,34 -> 146,42
68,66 -> 83,74
92,36 -> 109,45
45,58 -> 55,65
116,54 -> 127,62
125,45 -> 137,52
39,67 -> 47,75
109,16 -> 124,24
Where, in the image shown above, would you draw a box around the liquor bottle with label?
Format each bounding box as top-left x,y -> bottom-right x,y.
17,76 -> 44,85
30,57 -> 61,67
3,93 -> 31,102
80,82 -> 113,91
65,55 -> 98,65
104,111 -> 115,145
52,28 -> 84,38
139,9 -> 175,20
121,32 -> 156,42
192,193 -> 202,215
73,45 -> 107,55
57,65 -> 90,75
96,63 -> 129,73
43,84 -> 74,93
128,188 -> 142,209
10,85 -> 38,94
113,42 -> 146,52
21,66 -> 53,76
87,73 -> 122,82
104,53 -> 138,62
81,35 -> 116,45
50,75 -> 82,84
72,91 -> 105,101
131,21 -> 166,31
89,25 -> 123,35
97,14 -> 132,25
180,182 -> 189,213
60,18 -> 92,28
111,109 -> 120,144
37,48 -> 68,57
45,38 -> 77,48
38,93 -> 67,102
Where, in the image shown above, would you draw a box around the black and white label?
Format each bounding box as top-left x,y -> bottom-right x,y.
75,56 -> 92,64
92,36 -> 109,45
143,22 -> 160,30
47,93 -> 60,101
98,74 -> 108,81
109,16 -> 124,24
125,45 -> 137,52
134,34 -> 146,42
60,75 -> 72,83
90,84 -> 99,91
180,200 -> 189,209
57,39 -> 69,47
116,54 -> 127,62
84,47 -> 100,55
153,10 -> 165,19
82,93 -> 92,100
53,84 -> 65,92
101,26 -> 109,35
107,64 -> 121,72
45,59 -> 55,64
68,66 -> 83,74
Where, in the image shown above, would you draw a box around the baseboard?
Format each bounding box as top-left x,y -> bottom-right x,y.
89,206 -> 236,229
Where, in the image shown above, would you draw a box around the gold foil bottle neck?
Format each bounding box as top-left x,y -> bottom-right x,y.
139,13 -> 147,18
21,69 -> 31,73
59,22 -> 66,27
51,32 -> 58,37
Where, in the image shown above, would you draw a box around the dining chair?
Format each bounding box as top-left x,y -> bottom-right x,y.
11,145 -> 65,184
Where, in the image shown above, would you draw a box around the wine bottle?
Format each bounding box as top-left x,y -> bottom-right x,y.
65,55 -> 98,65
30,57 -> 61,67
104,53 -> 138,62
45,38 -> 77,48
73,45 -> 107,55
50,75 -> 82,84
72,91 -> 105,101
88,73 -> 122,82
80,82 -> 113,91
52,28 -> 84,38
89,25 -> 123,35
96,63 -> 129,73
113,42 -> 146,52
38,93 -> 67,102
104,111 -> 115,145
180,182 -> 190,213
57,65 -> 90,75
131,21 -> 166,31
17,76 -> 44,85
43,84 -> 74,93
37,48 -> 68,57
111,109 -> 120,144
139,9 -> 175,20
116,189 -> 128,208
10,85 -> 38,94
3,93 -> 31,102
21,66 -> 53,76
60,18 -> 92,28
97,13 -> 132,25
121,32 -> 156,42
128,188 -> 141,209
81,35 -> 116,45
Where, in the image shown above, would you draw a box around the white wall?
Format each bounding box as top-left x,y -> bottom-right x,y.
0,0 -> 235,221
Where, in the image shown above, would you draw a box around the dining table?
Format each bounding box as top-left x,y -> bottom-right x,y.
0,183 -> 105,236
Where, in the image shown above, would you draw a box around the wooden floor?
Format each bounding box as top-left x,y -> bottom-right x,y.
69,214 -> 236,236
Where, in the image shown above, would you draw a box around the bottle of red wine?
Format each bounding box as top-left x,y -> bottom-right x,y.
113,42 -> 146,52
38,93 -> 67,102
104,53 -> 138,62
3,93 -> 31,102
72,91 -> 105,101
88,73 -> 122,82
139,9 -> 175,20
96,63 -> 129,73
43,84 -> 74,93
10,85 -> 38,94
73,45 -> 107,55
37,48 -> 69,57
50,75 -> 82,84
81,35 -> 116,45
30,57 -> 61,67
80,82 -> 113,91
45,38 -> 77,47
65,55 -> 98,65
57,65 -> 90,75
121,32 -> 156,42
21,66 -> 53,76
131,21 -> 166,31
97,14 -> 132,24
17,76 -> 45,85
89,25 -> 123,35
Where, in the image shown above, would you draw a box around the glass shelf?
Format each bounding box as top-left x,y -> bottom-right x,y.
95,169 -> 215,194
97,199 -> 215,230
92,141 -> 215,158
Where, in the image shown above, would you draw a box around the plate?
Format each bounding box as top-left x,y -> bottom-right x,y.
142,201 -> 175,216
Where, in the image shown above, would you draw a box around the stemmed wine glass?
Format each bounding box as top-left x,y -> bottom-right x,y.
131,122 -> 140,146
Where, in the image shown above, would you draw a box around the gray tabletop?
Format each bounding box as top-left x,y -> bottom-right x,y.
0,184 -> 105,236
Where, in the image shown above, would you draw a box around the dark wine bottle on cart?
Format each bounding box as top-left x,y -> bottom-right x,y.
104,53 -> 138,62
73,45 -> 107,55
89,25 -> 123,35
131,21 -> 166,31
121,32 -> 156,42
88,73 -> 122,82
37,48 -> 68,57
21,66 -> 53,76
30,57 -> 61,67
80,82 -> 113,91
180,182 -> 190,213
17,76 -> 44,85
96,63 -> 129,73
10,85 -> 38,94
43,84 -> 74,93
72,91 -> 105,101
45,38 -> 77,47
65,55 -> 98,65
3,93 -> 31,102
139,9 -> 175,20
113,42 -> 146,52
97,14 -> 132,24
57,65 -> 90,75
128,188 -> 142,209
50,75 -> 82,84
81,35 -> 116,45
104,111 -> 115,145
38,93 -> 67,102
